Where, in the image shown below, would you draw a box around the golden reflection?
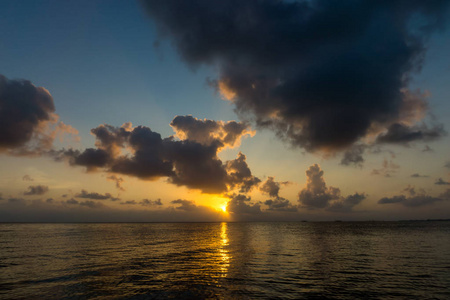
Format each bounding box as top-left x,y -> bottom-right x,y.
219,222 -> 230,277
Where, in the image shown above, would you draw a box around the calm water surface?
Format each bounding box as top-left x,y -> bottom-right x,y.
1,222 -> 449,299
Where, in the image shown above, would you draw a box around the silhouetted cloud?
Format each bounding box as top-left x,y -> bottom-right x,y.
264,198 -> 297,212
24,185 -> 49,196
226,193 -> 261,215
56,118 -> 261,194
226,152 -> 260,193
378,186 -> 449,207
375,123 -> 445,145
0,74 -> 78,155
22,175 -> 33,181
327,193 -> 366,213
435,178 -> 450,185
371,159 -> 400,177
259,176 -> 296,211
340,145 -> 366,167
142,0 -> 449,152
411,173 -> 429,178
298,164 -> 365,211
140,198 -> 163,206
74,190 -> 118,200
170,115 -> 253,149
107,175 -> 125,191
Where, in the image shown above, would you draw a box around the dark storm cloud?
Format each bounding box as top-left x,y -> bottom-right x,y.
58,118 -> 259,194
142,0 -> 449,152
75,190 -> 117,200
340,145 -> 366,167
24,185 -> 49,196
435,178 -> 450,185
298,164 -> 365,211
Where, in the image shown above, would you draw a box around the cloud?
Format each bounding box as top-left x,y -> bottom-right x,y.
142,1 -> 449,152
378,187 -> 449,207
170,115 -> 254,149
0,74 -> 78,155
226,193 -> 261,215
24,185 -> 49,196
411,173 -> 429,178
340,145 -> 366,167
56,118 -> 261,194
435,178 -> 450,185
445,162 -> 450,169
375,123 -> 445,145
298,164 -> 365,211
107,175 -> 125,191
371,158 -> 400,177
259,177 -> 282,198
74,190 -> 118,200
264,198 -> 297,212
327,193 -> 366,213
422,145 -> 433,152
225,152 -> 261,193
171,199 -> 197,211
22,175 -> 34,181
140,198 -> 163,206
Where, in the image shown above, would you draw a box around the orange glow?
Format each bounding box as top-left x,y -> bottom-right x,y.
218,80 -> 236,101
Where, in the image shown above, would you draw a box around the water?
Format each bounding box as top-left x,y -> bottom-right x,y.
1,222 -> 449,299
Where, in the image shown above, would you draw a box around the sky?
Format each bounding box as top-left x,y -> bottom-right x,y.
0,0 -> 449,222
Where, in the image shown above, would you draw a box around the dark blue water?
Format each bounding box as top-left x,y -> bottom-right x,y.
1,222 -> 449,299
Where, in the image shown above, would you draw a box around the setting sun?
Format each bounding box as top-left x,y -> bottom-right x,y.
220,204 -> 227,213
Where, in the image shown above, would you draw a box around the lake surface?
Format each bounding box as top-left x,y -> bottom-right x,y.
1,222 -> 449,299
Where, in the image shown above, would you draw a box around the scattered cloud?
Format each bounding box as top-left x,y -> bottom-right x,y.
411,173 -> 429,178
340,145 -> 366,167
0,74 -> 78,156
435,178 -> 450,185
74,190 -> 118,200
371,159 -> 400,177
298,164 -> 365,211
107,175 -> 125,191
22,175 -> 34,181
24,185 -> 49,196
378,187 -> 449,207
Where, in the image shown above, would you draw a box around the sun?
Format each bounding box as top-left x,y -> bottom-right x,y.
220,204 -> 227,213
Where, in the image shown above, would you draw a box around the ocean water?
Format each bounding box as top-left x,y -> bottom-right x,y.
0,222 -> 449,299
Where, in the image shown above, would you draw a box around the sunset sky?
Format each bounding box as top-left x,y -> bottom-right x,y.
1,0 -> 449,222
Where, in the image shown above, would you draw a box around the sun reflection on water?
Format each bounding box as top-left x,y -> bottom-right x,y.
218,222 -> 230,277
